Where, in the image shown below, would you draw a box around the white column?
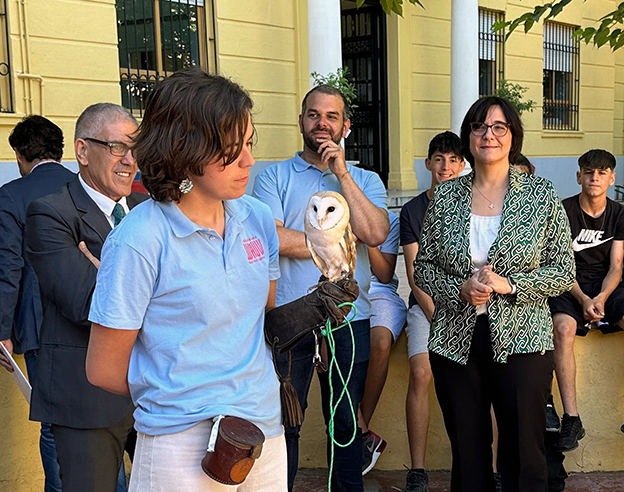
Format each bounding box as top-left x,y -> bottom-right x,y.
451,0 -> 479,134
308,0 -> 343,88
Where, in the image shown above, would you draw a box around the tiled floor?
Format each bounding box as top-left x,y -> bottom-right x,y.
293,468 -> 624,491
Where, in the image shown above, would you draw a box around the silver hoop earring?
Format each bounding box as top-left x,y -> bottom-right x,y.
179,178 -> 193,194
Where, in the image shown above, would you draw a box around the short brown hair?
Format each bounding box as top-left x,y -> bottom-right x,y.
301,84 -> 352,121
460,96 -> 524,167
134,69 -> 253,202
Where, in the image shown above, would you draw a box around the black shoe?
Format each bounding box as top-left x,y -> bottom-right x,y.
361,430 -> 387,475
493,472 -> 503,492
404,467 -> 428,492
555,413 -> 585,452
546,394 -> 561,432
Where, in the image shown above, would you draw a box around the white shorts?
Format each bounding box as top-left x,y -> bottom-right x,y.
405,304 -> 431,358
369,290 -> 408,342
129,421 -> 287,492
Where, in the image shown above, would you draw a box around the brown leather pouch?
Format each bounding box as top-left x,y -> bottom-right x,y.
201,416 -> 265,485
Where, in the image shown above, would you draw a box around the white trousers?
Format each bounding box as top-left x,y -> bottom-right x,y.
129,421 -> 287,492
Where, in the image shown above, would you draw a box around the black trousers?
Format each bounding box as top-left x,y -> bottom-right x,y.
430,315 -> 554,492
51,409 -> 135,492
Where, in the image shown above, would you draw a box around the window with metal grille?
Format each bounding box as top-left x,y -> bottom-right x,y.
0,0 -> 13,113
478,9 -> 504,97
543,22 -> 580,130
116,0 -> 209,116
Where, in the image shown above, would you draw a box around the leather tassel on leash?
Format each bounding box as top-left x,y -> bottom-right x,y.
273,348 -> 303,427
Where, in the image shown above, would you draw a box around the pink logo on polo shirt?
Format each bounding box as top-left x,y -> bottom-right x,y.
242,236 -> 265,264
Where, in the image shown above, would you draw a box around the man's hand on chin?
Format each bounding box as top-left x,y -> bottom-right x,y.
318,139 -> 348,177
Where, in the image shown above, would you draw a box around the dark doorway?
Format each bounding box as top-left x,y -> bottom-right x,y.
341,5 -> 389,184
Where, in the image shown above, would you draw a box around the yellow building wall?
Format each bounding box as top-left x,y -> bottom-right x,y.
213,0 -> 308,162
0,0 -> 120,164
614,48 -> 624,155
409,1 -> 452,171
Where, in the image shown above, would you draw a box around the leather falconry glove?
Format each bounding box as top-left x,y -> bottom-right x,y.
264,276 -> 359,427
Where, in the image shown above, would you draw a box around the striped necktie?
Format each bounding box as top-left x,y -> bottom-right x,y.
112,203 -> 126,227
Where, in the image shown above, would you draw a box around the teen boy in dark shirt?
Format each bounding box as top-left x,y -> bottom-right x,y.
399,131 -> 465,492
549,149 -> 624,452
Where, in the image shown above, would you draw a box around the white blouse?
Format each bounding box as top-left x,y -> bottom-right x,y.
470,213 -> 502,316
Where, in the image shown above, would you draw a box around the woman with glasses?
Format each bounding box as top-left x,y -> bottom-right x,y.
84,70 -> 286,491
413,96 -> 575,492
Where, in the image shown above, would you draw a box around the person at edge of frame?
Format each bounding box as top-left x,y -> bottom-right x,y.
0,115 -> 73,492
352,162 -> 408,480
547,149 -> 624,455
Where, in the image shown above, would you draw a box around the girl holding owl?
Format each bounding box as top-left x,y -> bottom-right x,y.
414,96 -> 575,492
85,70 -> 287,491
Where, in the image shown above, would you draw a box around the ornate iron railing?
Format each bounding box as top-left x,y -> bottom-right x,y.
479,9 -> 505,97
543,22 -> 580,131
116,0 -> 207,116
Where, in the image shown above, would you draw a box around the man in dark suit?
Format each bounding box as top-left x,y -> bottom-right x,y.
26,103 -> 147,492
0,115 -> 73,492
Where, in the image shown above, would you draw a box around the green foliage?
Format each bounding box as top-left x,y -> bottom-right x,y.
492,80 -> 536,116
495,1 -> 624,52
358,0 -> 424,17
573,3 -> 624,51
492,0 -> 575,38
310,68 -> 358,109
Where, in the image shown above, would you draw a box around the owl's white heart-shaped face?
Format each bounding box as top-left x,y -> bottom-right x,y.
305,194 -> 347,230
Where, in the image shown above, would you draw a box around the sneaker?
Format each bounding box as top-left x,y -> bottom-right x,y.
555,413 -> 585,452
404,467 -> 429,492
546,394 -> 561,432
362,430 -> 387,475
493,472 -> 503,492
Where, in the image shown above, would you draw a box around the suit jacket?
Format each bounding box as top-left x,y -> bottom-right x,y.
0,162 -> 75,354
26,176 -> 148,428
414,168 -> 575,365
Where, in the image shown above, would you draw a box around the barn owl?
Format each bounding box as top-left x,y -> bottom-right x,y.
304,191 -> 357,281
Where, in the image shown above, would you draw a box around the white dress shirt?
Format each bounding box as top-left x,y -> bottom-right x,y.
78,173 -> 129,228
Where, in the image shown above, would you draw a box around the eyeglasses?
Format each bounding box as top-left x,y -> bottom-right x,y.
469,122 -> 510,137
85,137 -> 131,157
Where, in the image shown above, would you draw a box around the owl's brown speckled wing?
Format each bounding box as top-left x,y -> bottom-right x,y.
339,223 -> 357,277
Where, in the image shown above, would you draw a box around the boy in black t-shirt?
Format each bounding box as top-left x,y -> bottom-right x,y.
399,132 -> 465,492
548,149 -> 624,453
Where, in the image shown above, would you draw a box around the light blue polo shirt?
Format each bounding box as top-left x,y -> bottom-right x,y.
89,196 -> 282,438
252,152 -> 388,320
369,211 -> 401,295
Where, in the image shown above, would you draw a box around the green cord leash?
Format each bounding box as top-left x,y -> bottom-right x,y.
320,302 -> 358,492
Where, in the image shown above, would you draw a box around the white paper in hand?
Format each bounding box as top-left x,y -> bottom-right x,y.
0,342 -> 32,404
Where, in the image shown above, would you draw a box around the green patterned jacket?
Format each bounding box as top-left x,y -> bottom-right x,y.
413,168 -> 575,364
